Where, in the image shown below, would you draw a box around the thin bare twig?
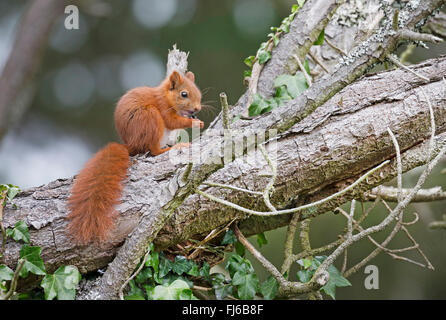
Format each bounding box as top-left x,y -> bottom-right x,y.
388,54 -> 429,81
293,54 -> 312,87
198,160 -> 390,217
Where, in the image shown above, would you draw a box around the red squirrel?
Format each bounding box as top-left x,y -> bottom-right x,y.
66,70 -> 203,244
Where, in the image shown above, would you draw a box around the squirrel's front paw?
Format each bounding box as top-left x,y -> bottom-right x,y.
172,142 -> 191,149
192,119 -> 204,129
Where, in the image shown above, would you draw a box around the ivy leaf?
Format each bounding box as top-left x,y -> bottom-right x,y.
40,266 -> 81,300
172,256 -> 194,275
303,59 -> 311,74
272,34 -> 280,47
221,229 -> 237,245
125,280 -> 146,300
152,279 -> 191,300
313,29 -> 325,45
186,263 -> 199,277
256,233 -> 268,248
0,184 -> 20,207
19,245 -> 46,278
257,49 -> 272,65
213,283 -> 234,300
7,185 -> 20,201
232,271 -> 259,300
6,220 -> 30,243
297,0 -> 306,8
248,93 -> 270,117
135,267 -> 153,284
300,258 -> 313,269
274,86 -> 293,105
158,254 -> 173,279
146,251 -> 159,275
144,284 -> 154,299
124,294 -> 146,300
210,272 -> 226,285
234,241 -> 245,257
199,262 -> 210,280
226,254 -> 254,278
260,276 -> 278,300
321,264 -> 351,299
211,273 -> 234,300
0,265 -> 14,282
296,269 -> 312,283
179,289 -> 199,300
244,56 -> 256,68
274,72 -> 308,98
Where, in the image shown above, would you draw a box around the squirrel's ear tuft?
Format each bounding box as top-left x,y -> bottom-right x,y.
185,71 -> 195,82
169,71 -> 182,90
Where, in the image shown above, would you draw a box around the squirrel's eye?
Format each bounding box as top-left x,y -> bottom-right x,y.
181,91 -> 188,98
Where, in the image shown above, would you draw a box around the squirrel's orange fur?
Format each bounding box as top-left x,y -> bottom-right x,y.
67,71 -> 203,244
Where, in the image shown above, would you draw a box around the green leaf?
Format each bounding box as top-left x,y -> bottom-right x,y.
274,73 -> 309,98
248,93 -> 270,117
213,283 -> 234,300
257,49 -> 272,64
146,251 -> 159,275
210,272 -> 226,285
186,263 -> 199,277
152,279 -> 191,300
297,0 -> 306,8
313,29 -> 325,45
274,86 -> 293,105
243,70 -> 252,78
296,269 -> 312,283
0,265 -> 14,282
244,56 -> 256,68
40,266 -> 81,300
321,264 -> 351,299
19,245 -> 46,278
179,289 -> 199,300
234,241 -> 245,256
303,59 -> 311,75
135,267 -> 153,284
6,220 -> 30,243
172,256 -> 194,275
0,184 -> 20,207
158,254 -> 173,279
226,254 -> 254,278
272,34 -> 279,47
144,284 -> 154,299
199,262 -> 210,280
302,258 -> 312,269
260,276 -> 278,300
256,233 -> 268,248
221,229 -> 237,245
232,271 -> 259,300
124,294 -> 146,300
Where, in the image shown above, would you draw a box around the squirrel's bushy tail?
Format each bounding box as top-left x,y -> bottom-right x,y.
67,142 -> 130,244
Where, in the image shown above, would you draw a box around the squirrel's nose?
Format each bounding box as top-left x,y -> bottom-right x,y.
193,106 -> 200,113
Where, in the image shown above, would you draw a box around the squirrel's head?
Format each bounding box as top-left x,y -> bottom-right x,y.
165,71 -> 202,118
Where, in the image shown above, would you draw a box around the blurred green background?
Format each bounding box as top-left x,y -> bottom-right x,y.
0,0 -> 445,299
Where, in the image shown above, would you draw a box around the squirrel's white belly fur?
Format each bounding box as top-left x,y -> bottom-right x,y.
160,128 -> 180,148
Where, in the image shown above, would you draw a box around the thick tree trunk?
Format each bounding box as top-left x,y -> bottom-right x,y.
3,55 -> 445,274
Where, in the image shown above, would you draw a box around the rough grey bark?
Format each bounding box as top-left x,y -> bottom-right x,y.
1,0 -> 445,298
3,55 -> 445,274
